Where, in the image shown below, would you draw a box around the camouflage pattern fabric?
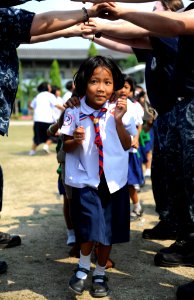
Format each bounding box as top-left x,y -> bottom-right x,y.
0,0 -> 44,7
151,112 -> 177,224
0,8 -> 35,136
164,98 -> 194,236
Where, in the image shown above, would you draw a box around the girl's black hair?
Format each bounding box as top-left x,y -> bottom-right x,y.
37,81 -> 49,93
122,74 -> 136,94
51,85 -> 60,95
73,56 -> 124,97
65,80 -> 73,91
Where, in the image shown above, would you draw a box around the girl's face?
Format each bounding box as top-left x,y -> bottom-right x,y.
86,66 -> 114,110
116,81 -> 133,100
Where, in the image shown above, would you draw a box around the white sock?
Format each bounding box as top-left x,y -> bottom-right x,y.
43,144 -> 49,150
133,202 -> 141,213
76,251 -> 91,280
144,168 -> 151,176
93,263 -> 106,282
67,229 -> 75,237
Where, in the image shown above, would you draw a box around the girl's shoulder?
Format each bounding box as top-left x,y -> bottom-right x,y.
64,107 -> 81,127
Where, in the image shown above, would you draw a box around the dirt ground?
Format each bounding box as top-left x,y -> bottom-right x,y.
0,122 -> 193,300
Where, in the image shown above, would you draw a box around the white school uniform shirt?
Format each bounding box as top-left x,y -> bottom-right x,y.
126,99 -> 144,153
52,96 -> 64,122
30,91 -> 59,123
62,90 -> 72,104
60,97 -> 137,194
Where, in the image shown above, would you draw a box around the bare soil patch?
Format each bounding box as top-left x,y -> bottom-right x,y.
0,122 -> 193,300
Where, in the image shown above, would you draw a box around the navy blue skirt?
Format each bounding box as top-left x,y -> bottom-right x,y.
128,152 -> 144,186
71,174 -> 130,246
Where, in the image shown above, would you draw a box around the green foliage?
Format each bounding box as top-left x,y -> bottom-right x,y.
49,60 -> 62,89
16,61 -> 24,106
119,54 -> 138,70
88,42 -> 99,57
23,77 -> 44,102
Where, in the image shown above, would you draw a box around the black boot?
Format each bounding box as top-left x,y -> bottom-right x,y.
142,220 -> 177,240
154,237 -> 194,267
0,261 -> 8,274
177,281 -> 194,300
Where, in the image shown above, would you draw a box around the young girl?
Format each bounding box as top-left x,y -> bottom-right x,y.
61,56 -> 137,298
115,75 -> 144,221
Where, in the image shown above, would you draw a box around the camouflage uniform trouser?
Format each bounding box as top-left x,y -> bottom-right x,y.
152,98 -> 194,238
0,166 -> 3,211
151,112 -> 176,224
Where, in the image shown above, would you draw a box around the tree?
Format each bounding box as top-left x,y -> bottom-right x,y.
15,61 -> 24,114
88,42 -> 99,57
49,59 -> 62,89
119,54 -> 138,70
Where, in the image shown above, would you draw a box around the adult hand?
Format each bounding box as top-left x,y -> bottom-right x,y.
65,23 -> 85,37
96,3 -> 124,21
82,18 -> 103,34
88,3 -> 115,19
71,0 -> 116,3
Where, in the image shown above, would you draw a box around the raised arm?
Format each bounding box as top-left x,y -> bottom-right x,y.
82,19 -> 152,51
115,98 -> 132,150
29,3 -> 111,36
71,0 -> 154,3
30,23 -> 83,43
0,0 -> 44,7
99,3 -> 194,36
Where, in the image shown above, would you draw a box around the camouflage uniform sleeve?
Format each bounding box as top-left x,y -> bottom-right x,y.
0,0 -> 44,7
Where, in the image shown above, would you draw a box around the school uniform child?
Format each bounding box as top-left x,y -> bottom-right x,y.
60,56 -> 137,298
115,75 -> 144,221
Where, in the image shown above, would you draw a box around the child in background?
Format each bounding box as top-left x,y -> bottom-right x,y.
116,75 -> 144,221
61,56 -> 137,297
135,87 -> 155,179
51,85 -> 65,123
47,115 -> 80,258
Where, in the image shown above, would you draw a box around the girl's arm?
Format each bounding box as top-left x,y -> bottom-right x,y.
114,99 -> 132,150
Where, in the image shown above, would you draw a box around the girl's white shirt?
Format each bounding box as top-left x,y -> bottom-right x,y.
127,99 -> 144,153
61,97 -> 137,193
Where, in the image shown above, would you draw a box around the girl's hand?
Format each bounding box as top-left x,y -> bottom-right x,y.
73,126 -> 85,144
131,135 -> 139,149
64,96 -> 81,109
114,98 -> 127,121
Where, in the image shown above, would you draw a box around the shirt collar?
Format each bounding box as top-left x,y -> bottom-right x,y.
80,96 -> 109,115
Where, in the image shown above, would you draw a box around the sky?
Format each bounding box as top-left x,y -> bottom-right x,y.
19,0 -> 190,50
18,0 -> 155,50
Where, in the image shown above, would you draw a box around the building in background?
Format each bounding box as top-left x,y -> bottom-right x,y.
18,48 -> 129,89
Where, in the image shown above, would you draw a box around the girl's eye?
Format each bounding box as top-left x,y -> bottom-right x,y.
106,81 -> 112,85
90,79 -> 98,84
